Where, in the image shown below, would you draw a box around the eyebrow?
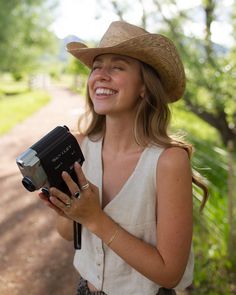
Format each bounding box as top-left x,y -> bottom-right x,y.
94,55 -> 132,64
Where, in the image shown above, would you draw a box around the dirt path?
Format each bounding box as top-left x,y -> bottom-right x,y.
0,84 -> 85,295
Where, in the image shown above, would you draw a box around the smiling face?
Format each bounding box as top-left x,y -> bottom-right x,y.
88,54 -> 145,117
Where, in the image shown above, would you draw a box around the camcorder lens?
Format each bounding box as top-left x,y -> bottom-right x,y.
22,176 -> 36,192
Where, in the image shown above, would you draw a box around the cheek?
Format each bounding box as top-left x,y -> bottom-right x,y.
87,77 -> 95,96
123,78 -> 143,98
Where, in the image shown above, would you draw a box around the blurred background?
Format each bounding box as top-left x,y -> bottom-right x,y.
0,0 -> 235,294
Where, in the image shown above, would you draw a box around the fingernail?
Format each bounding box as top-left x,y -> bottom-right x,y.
49,196 -> 55,203
41,187 -> 50,197
49,187 -> 55,195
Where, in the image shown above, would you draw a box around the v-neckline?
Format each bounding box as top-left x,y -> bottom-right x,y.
97,139 -> 148,210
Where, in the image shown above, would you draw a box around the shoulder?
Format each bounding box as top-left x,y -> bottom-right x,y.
158,147 -> 191,174
72,132 -> 86,145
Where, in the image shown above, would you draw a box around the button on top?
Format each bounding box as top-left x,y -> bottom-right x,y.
96,245 -> 104,255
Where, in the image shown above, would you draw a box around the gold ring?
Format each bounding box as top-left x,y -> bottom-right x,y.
81,183 -> 89,190
65,198 -> 72,208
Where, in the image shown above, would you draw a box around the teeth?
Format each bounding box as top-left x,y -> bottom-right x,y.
96,88 -> 116,95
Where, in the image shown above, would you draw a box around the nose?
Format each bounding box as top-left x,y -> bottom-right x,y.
95,67 -> 111,81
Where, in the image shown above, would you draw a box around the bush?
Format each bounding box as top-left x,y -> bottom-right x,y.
171,104 -> 236,294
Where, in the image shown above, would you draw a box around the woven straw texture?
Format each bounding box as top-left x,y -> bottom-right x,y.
67,21 -> 185,102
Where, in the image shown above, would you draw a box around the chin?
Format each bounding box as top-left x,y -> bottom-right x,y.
93,108 -> 109,115
93,104 -> 111,115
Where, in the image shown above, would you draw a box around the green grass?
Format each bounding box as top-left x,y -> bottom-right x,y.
0,91 -> 50,135
0,81 -> 28,96
0,74 -> 28,96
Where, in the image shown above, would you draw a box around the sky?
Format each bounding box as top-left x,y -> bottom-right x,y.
51,0 -> 234,47
51,0 -> 116,41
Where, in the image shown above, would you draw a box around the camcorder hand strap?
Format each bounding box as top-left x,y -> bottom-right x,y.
74,221 -> 82,249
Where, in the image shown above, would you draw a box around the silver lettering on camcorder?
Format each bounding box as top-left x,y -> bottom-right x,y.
51,144 -> 72,163
54,162 -> 63,170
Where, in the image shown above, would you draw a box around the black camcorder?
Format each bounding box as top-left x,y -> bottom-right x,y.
16,125 -> 85,249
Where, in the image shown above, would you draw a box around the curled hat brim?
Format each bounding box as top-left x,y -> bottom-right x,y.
67,32 -> 185,102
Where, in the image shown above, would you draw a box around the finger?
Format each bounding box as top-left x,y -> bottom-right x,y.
38,191 -> 49,202
38,192 -> 65,216
38,191 -> 56,208
50,187 -> 72,206
74,162 -> 90,190
49,194 -> 68,211
61,171 -> 80,196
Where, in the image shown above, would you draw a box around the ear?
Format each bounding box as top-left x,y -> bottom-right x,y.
140,85 -> 146,99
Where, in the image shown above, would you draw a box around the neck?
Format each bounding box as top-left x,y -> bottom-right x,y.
102,115 -> 141,154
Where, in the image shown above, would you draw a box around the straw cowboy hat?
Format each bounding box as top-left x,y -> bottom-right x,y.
66,21 -> 185,102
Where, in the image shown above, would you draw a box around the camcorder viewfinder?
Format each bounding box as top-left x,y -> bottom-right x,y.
16,125 -> 84,249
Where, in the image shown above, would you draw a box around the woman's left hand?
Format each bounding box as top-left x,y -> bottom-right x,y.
49,162 -> 103,232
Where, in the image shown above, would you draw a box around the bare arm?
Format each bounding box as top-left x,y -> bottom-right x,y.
56,216 -> 74,241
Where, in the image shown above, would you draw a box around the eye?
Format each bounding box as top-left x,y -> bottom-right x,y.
112,65 -> 124,70
92,63 -> 102,71
92,66 -> 100,71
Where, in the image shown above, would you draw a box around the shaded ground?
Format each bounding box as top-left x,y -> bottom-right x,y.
0,84 -> 85,295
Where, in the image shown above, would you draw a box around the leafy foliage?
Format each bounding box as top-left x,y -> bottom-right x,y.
65,58 -> 90,94
67,58 -> 90,76
0,0 -> 58,76
172,105 -> 236,293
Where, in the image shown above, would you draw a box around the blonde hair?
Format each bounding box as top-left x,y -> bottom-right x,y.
78,61 -> 208,210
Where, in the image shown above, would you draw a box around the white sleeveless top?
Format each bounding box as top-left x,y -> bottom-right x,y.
73,137 -> 194,295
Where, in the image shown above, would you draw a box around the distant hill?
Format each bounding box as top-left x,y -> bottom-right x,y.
57,35 -> 82,62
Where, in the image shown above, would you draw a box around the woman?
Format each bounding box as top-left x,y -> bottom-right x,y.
39,21 -> 208,294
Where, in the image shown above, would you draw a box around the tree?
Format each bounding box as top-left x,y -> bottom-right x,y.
0,0 -> 58,77
67,57 -> 90,91
97,0 -> 236,147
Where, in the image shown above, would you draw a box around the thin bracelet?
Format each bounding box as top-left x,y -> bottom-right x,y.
107,228 -> 120,247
